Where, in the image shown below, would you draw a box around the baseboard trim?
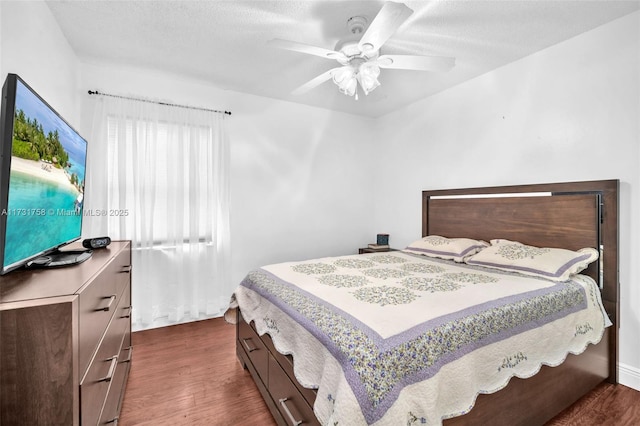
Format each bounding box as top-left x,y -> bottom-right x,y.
619,362 -> 640,391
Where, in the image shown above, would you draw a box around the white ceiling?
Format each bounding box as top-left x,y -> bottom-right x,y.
47,1 -> 639,118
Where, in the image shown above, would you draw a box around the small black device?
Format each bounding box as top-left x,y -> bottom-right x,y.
82,237 -> 111,250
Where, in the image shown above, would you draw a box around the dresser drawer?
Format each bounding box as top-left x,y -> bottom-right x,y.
238,314 -> 268,384
99,342 -> 132,425
268,354 -> 318,426
78,249 -> 130,374
80,289 -> 131,426
114,248 -> 132,302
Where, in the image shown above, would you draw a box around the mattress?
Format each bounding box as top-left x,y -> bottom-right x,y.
229,251 -> 609,425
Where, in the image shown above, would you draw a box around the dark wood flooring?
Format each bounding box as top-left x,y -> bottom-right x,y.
118,318 -> 640,426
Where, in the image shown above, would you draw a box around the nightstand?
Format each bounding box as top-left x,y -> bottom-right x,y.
358,247 -> 397,254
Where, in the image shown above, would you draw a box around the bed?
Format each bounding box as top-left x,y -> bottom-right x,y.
228,180 -> 619,425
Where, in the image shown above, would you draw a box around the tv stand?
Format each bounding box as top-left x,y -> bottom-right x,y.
25,248 -> 92,269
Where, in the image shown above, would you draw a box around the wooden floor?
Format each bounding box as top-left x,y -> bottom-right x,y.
119,318 -> 640,426
119,318 -> 276,426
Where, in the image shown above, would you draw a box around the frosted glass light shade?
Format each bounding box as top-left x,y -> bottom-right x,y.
332,66 -> 357,97
357,62 -> 381,95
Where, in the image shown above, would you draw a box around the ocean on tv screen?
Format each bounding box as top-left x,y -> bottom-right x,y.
3,166 -> 83,268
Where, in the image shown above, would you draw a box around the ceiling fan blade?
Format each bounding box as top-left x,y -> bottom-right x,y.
377,54 -> 456,72
358,2 -> 413,53
292,68 -> 342,95
268,39 -> 346,61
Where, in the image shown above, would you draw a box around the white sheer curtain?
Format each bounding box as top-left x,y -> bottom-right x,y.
85,95 -> 230,330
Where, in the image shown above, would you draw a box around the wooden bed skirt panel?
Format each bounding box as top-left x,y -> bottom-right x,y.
444,328 -> 610,426
236,341 -> 290,426
237,312 -> 319,426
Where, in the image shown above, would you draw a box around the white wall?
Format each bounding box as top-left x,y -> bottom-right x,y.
372,12 -> 640,390
0,1 -> 80,125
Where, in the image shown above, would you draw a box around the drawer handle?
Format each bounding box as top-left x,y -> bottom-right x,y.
242,338 -> 258,353
121,305 -> 132,318
122,346 -> 133,363
98,356 -> 118,383
120,265 -> 132,274
105,417 -> 118,424
95,294 -> 117,312
279,398 -> 302,426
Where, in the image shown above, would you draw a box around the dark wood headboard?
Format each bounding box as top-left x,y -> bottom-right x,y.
422,179 -> 619,381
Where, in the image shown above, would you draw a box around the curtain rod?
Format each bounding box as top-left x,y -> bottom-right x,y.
87,90 -> 232,116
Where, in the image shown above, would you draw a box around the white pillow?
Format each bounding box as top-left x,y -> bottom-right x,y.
403,235 -> 488,263
464,239 -> 599,282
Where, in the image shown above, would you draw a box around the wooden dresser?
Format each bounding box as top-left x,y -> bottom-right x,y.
0,240 -> 132,425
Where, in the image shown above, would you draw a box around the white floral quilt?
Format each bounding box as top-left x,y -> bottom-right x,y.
228,251 -> 609,425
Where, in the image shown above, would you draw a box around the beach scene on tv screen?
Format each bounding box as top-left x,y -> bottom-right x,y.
3,80 -> 87,268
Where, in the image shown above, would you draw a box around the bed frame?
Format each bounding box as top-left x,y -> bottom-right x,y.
237,179 -> 619,426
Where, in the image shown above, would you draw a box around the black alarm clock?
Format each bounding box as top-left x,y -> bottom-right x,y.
82,237 -> 111,249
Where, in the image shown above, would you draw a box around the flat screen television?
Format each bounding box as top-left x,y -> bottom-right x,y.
0,73 -> 91,275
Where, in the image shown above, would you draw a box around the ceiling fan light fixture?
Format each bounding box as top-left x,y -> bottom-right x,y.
357,62 -> 381,95
339,76 -> 358,97
332,66 -> 355,84
332,66 -> 357,97
331,62 -> 380,99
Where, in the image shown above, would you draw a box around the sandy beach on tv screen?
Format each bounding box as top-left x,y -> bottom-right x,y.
11,156 -> 78,192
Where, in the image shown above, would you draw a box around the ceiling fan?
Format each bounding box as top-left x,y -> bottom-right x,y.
268,1 -> 455,100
